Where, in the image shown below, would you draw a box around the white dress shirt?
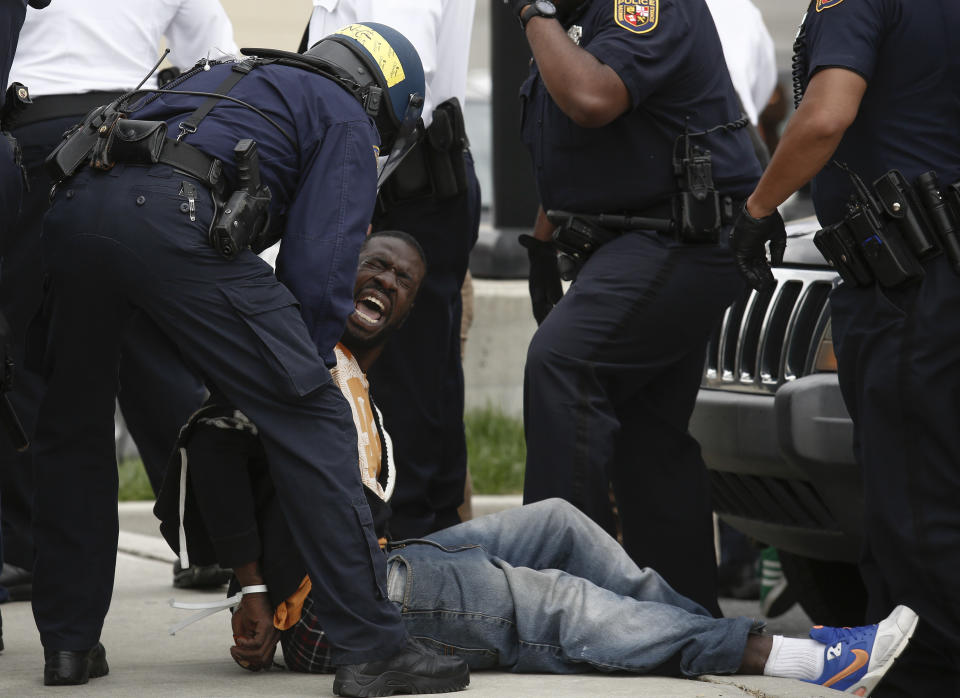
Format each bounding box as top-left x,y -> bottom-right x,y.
705,0 -> 777,125
307,0 -> 476,126
10,0 -> 238,97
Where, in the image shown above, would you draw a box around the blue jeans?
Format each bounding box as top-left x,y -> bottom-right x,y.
386,499 -> 759,676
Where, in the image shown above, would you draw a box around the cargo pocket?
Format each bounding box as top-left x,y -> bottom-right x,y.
353,497 -> 388,600
220,282 -> 329,399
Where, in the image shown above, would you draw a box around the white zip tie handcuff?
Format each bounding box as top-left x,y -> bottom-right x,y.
168,584 -> 268,635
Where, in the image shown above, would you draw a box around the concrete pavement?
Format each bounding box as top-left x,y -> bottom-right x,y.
0,501 -> 840,698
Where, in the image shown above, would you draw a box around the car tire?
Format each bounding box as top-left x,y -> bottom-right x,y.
779,551 -> 868,627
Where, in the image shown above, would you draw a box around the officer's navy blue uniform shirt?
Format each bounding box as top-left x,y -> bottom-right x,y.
520,0 -> 761,214
802,0 -> 960,226
134,61 -> 381,366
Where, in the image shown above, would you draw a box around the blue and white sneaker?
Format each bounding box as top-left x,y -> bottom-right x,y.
807,605 -> 918,696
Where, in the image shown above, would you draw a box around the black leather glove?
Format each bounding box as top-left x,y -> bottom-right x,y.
518,234 -> 563,325
729,204 -> 787,291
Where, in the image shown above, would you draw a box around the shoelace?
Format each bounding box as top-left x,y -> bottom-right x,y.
168,584 -> 268,635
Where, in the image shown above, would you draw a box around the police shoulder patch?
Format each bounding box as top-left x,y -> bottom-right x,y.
815,0 -> 845,11
614,0 -> 659,35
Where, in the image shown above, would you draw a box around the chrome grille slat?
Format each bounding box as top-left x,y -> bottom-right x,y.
735,287 -> 772,384
783,281 -> 833,380
703,268 -> 839,394
757,280 -> 802,385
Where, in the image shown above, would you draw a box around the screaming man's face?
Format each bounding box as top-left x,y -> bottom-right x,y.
344,236 -> 425,350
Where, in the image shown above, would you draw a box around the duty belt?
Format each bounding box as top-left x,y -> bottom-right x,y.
12,91 -> 125,129
546,199 -> 740,281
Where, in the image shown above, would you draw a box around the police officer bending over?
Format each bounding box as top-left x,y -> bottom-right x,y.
506,0 -> 761,616
730,1 -> 960,694
0,0 -> 50,655
30,23 -> 468,694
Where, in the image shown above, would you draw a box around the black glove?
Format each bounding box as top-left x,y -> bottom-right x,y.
729,204 -> 787,291
518,234 -> 563,325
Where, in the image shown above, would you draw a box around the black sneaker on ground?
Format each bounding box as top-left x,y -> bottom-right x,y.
172,560 -> 232,589
333,637 -> 469,697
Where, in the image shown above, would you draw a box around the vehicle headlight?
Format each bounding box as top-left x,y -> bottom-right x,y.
813,319 -> 838,372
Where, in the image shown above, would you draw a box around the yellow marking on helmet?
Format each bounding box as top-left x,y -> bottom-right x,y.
335,24 -> 405,88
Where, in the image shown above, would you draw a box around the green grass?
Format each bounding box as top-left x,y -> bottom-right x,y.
117,407 -> 527,500
465,407 -> 526,494
118,458 -> 154,501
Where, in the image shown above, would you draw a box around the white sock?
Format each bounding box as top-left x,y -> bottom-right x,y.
763,635 -> 826,680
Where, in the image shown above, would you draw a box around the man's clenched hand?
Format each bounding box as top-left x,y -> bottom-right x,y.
230,591 -> 281,672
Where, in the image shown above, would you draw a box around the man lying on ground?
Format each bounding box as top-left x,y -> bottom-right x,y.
156,230 -> 917,697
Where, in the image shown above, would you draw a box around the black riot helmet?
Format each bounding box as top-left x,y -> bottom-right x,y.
304,22 -> 425,152
242,23 -> 424,187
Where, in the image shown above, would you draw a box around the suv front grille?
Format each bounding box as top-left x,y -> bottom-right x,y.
710,471 -> 841,529
704,269 -> 837,394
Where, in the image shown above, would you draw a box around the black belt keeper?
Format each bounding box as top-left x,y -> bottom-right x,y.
379,97 -> 469,210
157,139 -> 226,199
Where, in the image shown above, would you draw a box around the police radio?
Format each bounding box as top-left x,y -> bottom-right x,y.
209,139 -> 272,260
671,130 -> 725,243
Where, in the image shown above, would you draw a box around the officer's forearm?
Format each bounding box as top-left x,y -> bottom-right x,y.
746,110 -> 843,217
524,17 -> 629,127
747,69 -> 866,218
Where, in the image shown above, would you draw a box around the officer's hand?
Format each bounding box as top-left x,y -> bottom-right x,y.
729,204 -> 787,291
230,591 -> 281,672
519,234 -> 563,325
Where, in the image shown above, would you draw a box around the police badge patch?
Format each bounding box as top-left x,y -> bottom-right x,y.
815,0 -> 845,11
615,0 -> 659,34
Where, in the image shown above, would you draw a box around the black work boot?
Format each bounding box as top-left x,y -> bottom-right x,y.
43,642 -> 109,685
333,637 -> 469,697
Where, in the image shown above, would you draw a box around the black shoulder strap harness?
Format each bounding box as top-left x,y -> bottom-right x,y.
46,50 -> 364,188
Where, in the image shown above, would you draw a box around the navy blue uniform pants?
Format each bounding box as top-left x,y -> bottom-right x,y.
830,256 -> 960,696
0,115 -> 205,571
32,164 -> 407,659
0,130 -> 26,594
369,153 -> 480,538
522,231 -> 743,616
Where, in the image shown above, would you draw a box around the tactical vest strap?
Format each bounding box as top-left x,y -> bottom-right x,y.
175,62 -> 255,142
